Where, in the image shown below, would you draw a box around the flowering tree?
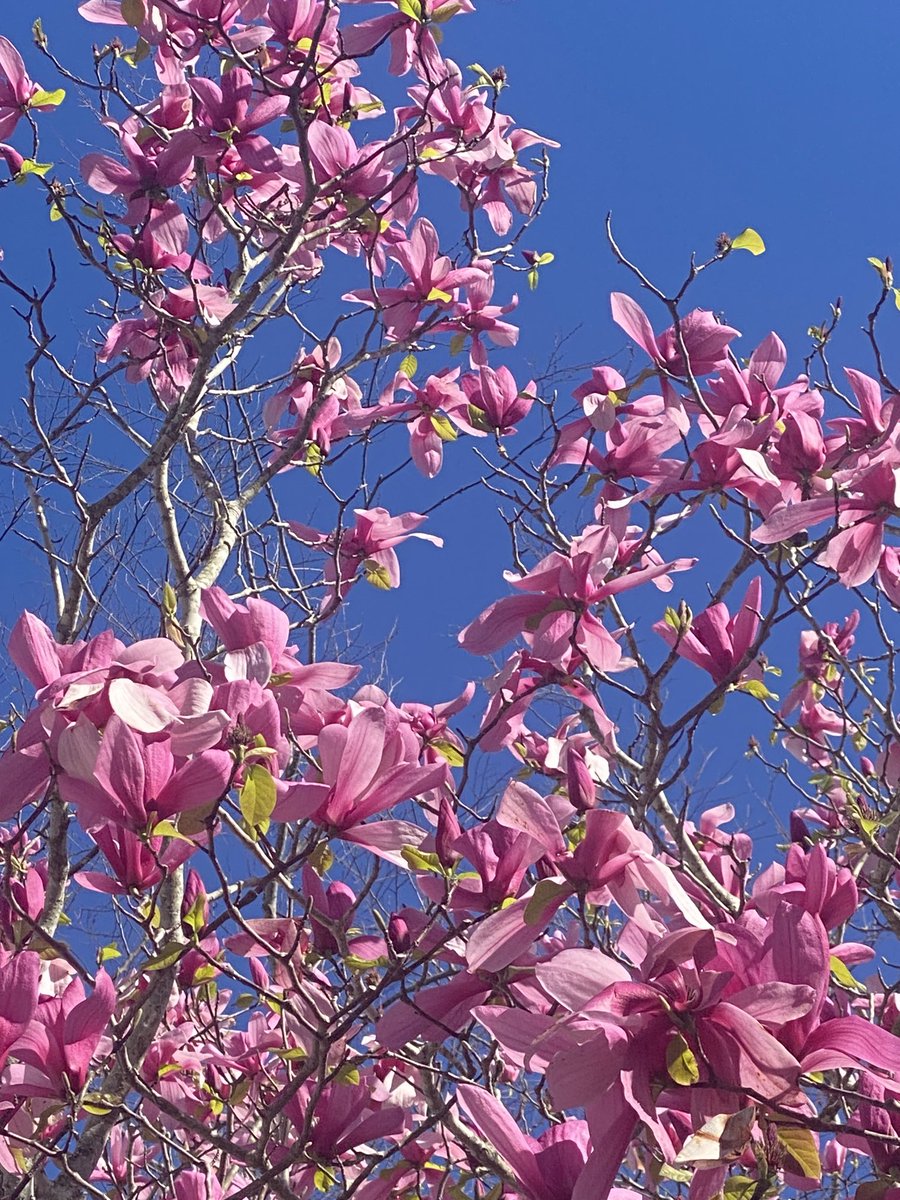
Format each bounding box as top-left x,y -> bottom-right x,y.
2,4 -> 900,1200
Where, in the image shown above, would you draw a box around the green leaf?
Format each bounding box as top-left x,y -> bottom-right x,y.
663,606 -> 682,631
535,252 -> 555,266
869,256 -> 892,286
304,442 -> 325,477
121,0 -> 147,27
527,267 -> 539,291
722,1177 -> 759,1200
400,846 -> 444,874
430,413 -> 458,442
735,678 -> 777,702
149,819 -> 192,843
121,37 -> 151,68
775,1125 -> 821,1181
272,1046 -> 309,1061
524,877 -> 567,926
99,943 -> 120,963
183,894 -> 207,937
666,1033 -> 700,1085
397,0 -> 422,20
467,62 -> 496,88
363,559 -> 393,590
314,1167 -> 338,1193
81,1098 -> 114,1116
657,1164 -> 693,1184
17,159 -> 53,180
829,953 -> 865,992
449,332 -> 467,356
162,581 -> 177,616
49,201 -> 64,222
430,737 -> 464,767
399,352 -> 418,377
240,764 -> 277,834
29,88 -> 65,110
731,228 -> 766,256
143,940 -> 185,971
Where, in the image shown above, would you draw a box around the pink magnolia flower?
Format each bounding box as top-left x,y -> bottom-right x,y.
462,365 -> 536,436
13,969 -> 116,1098
0,37 -> 55,141
289,507 -> 442,609
0,951 -> 41,1070
374,367 -> 483,477
57,715 -> 233,832
654,577 -> 763,685
273,705 -> 446,861
456,1085 -> 590,1200
754,458 -> 900,587
461,524 -> 693,674
611,292 -> 740,379
200,586 -> 358,692
191,67 -> 288,175
344,218 -> 484,340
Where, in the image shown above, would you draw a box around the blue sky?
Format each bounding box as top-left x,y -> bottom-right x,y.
1,2 -> 898,827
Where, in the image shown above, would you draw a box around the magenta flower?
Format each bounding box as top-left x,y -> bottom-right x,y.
289,507 -> 443,609
611,292 -> 740,378
344,219 -> 484,340
654,577 -> 763,685
0,37 -> 55,141
461,365 -> 536,436
13,969 -> 116,1098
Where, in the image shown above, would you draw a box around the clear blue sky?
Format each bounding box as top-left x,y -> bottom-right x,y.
1,2 -> 898,820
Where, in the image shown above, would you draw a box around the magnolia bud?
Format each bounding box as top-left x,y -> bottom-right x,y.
388,914 -> 411,954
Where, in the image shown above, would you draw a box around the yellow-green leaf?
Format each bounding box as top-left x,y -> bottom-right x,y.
722,1177 -> 758,1200
449,332 -> 467,356
143,940 -> 185,971
869,256 -> 892,286
731,228 -> 766,256
122,0 -> 147,27
666,1033 -> 700,1086
401,845 -> 444,874
121,37 -> 151,68
775,1125 -> 821,1180
314,1167 -> 338,1192
29,88 -> 65,109
430,413 -> 458,442
430,737 -> 464,767
399,352 -> 418,377
524,878 -> 566,926
240,764 -> 277,833
17,159 -> 53,179
149,819 -> 192,843
829,954 -> 865,992
162,581 -> 177,616
304,442 -> 324,476
183,893 -> 207,937
527,267 -> 539,291
49,202 -> 64,222
81,1099 -> 114,1116
99,943 -> 120,963
426,286 -> 452,303
363,559 -> 393,590
735,678 -> 777,702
